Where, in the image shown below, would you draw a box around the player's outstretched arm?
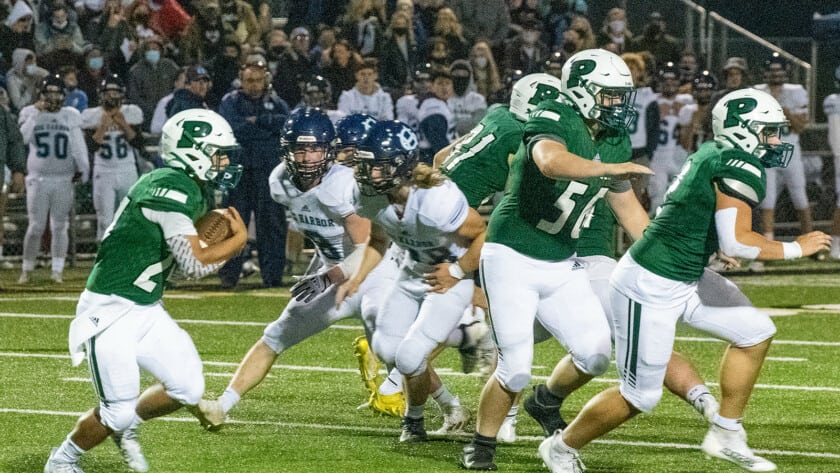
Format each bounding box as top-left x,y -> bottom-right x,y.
715,188 -> 831,260
532,139 -> 654,181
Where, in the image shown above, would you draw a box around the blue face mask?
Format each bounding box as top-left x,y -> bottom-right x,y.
88,56 -> 104,70
145,50 -> 161,65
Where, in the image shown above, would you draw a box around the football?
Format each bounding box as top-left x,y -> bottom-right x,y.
195,208 -> 233,246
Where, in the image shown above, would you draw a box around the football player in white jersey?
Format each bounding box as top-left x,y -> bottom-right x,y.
82,73 -> 144,240
622,52 -> 659,208
755,53 -> 812,241
417,67 -> 458,164
395,63 -> 432,133
196,109 -> 386,429
18,74 -> 90,284
337,120 -> 487,442
824,65 -> 840,258
649,62 -> 693,213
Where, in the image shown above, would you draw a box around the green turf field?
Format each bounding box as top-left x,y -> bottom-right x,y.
1,261 -> 839,473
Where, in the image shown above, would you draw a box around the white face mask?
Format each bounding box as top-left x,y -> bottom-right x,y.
609,20 -> 625,34
25,64 -> 38,75
474,57 -> 488,68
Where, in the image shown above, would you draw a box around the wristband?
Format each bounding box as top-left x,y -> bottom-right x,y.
448,261 -> 466,280
782,241 -> 802,260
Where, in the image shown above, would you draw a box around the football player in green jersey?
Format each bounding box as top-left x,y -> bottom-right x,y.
461,49 -> 652,470
45,109 -> 248,473
540,89 -> 830,473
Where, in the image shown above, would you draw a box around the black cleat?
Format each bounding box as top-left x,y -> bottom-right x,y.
524,384 -> 567,436
460,443 -> 498,470
399,416 -> 428,442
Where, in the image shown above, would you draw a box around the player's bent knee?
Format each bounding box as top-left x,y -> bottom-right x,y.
394,340 -> 429,377
494,369 -> 530,393
166,376 -> 205,406
733,310 -> 777,347
620,384 -> 663,414
99,399 -> 137,431
371,333 -> 400,367
574,352 -> 610,376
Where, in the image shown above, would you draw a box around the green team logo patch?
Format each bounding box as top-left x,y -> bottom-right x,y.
528,83 -> 561,106
566,59 -> 597,89
176,121 -> 213,148
722,98 -> 758,128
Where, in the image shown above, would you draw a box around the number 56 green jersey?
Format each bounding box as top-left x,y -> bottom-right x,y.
439,104 -> 524,208
86,168 -> 207,304
487,100 -> 632,261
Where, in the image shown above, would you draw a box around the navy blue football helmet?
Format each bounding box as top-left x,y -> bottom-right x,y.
281,107 -> 336,187
335,113 -> 377,166
99,73 -> 126,109
355,121 -> 419,196
40,74 -> 66,112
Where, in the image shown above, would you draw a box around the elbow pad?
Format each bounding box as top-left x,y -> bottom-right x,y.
715,207 -> 760,259
166,234 -> 223,279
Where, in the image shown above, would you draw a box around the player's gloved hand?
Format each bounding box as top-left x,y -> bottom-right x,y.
290,272 -> 330,303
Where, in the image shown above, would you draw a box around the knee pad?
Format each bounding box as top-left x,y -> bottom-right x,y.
395,337 -> 432,377
27,220 -> 46,237
621,383 -> 664,414
98,399 -> 137,431
493,367 -> 530,393
371,332 -> 401,367
164,372 -> 205,406
573,352 -> 610,377
733,309 -> 777,348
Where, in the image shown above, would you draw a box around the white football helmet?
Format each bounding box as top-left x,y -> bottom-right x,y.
509,73 -> 563,121
712,88 -> 793,168
560,48 -> 636,130
160,109 -> 243,188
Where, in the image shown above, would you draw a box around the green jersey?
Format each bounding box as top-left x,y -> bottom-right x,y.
87,168 -> 207,304
487,100 -> 632,261
576,199 -> 617,258
440,104 -> 524,208
630,141 -> 766,281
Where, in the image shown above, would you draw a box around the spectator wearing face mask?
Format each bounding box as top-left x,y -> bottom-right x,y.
78,45 -> 109,107
218,0 -> 261,45
89,0 -> 131,71
181,1 -> 228,66
34,3 -> 85,55
596,7 -> 632,54
6,48 -> 48,112
126,37 -> 179,131
502,17 -> 549,75
378,11 -> 419,97
447,59 -> 486,136
469,40 -> 501,101
451,0 -> 509,52
0,1 -> 35,70
433,7 -> 469,61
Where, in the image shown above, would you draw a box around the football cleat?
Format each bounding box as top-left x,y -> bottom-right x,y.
18,270 -> 30,284
51,271 -> 63,284
701,424 -> 777,471
538,434 -> 586,473
44,447 -> 84,473
692,393 -> 720,422
112,429 -> 148,472
458,320 -> 496,374
352,335 -> 381,395
399,416 -> 428,443
524,385 -> 567,436
431,403 -> 469,435
368,391 -> 406,417
460,443 -> 498,470
497,413 -> 518,443
192,399 -> 226,431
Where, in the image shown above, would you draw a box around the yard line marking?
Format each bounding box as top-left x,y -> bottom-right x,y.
6,352 -> 839,393
4,313 -> 840,347
1,408 -> 838,460
766,356 -> 808,362
62,372 -> 271,382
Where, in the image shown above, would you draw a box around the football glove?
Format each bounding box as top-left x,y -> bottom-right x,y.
290,272 -> 331,303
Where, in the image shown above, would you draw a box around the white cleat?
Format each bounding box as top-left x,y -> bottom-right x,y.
193,399 -> 227,431
701,424 -> 776,472
692,393 -> 720,422
432,403 -> 470,435
18,271 -> 30,284
538,434 -> 586,473
113,429 -> 149,472
497,414 -> 517,443
51,271 -> 63,283
44,447 -> 84,473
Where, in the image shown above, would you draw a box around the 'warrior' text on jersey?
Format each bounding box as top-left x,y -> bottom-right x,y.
487,100 -> 631,260
630,141 -> 766,281
440,104 -> 523,208
86,168 -> 206,304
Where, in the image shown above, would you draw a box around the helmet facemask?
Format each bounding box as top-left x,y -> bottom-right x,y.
745,121 -> 793,168
43,88 -> 64,112
285,142 -> 333,189
354,151 -> 414,196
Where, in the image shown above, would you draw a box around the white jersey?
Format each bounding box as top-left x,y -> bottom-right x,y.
447,91 -> 487,134
655,95 -> 688,153
417,97 -> 457,150
81,105 -> 144,171
19,106 -> 89,179
356,180 -> 469,275
396,94 -> 420,132
269,163 -> 356,266
754,83 -> 808,145
337,86 -> 395,121
823,93 -> 840,158
629,86 -> 657,149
